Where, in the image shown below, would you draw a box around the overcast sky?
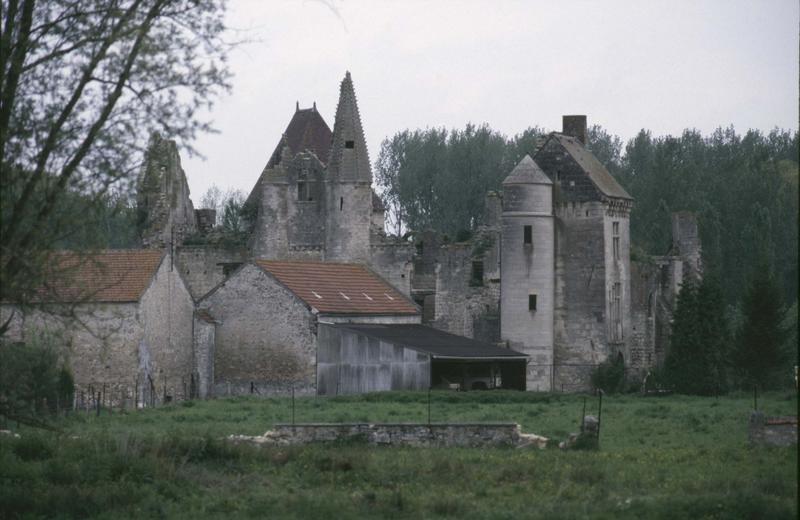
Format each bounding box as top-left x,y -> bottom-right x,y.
181,0 -> 799,201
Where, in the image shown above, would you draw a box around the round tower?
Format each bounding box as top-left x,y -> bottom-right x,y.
500,155 -> 554,391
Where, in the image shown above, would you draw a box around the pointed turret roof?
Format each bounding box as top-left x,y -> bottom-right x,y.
502,155 -> 552,185
327,71 -> 372,183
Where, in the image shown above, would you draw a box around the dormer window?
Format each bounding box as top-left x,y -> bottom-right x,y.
297,181 -> 308,201
345,140 -> 355,149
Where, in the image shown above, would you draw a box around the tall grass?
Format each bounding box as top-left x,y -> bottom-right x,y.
1,391 -> 796,519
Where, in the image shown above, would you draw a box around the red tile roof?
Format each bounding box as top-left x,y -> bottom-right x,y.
256,260 -> 418,316
35,250 -> 165,303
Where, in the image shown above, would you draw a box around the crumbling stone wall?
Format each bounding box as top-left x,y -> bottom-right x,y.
368,242 -> 414,297
230,422 -> 527,448
432,237 -> 501,343
175,246 -> 246,300
137,133 -> 197,248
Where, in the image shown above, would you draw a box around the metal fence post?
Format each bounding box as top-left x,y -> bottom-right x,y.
427,387 -> 431,425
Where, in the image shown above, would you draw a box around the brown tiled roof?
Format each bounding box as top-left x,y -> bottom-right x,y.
265,107 -> 332,169
255,260 -> 418,315
36,250 -> 164,303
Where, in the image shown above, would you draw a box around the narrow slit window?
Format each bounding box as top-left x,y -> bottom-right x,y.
612,221 -> 620,260
345,140 -> 355,149
528,294 -> 537,311
297,182 -> 307,201
470,261 -> 484,287
340,197 -> 344,211
523,225 -> 532,245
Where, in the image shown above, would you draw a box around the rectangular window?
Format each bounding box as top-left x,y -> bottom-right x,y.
470,261 -> 484,287
297,182 -> 307,201
612,221 -> 620,260
345,140 -> 355,149
523,225 -> 532,245
528,294 -> 537,311
612,282 -> 622,341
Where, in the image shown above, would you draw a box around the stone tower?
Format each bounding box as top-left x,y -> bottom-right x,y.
501,155 -> 555,391
136,132 -> 197,248
534,115 -> 633,390
325,72 -> 373,262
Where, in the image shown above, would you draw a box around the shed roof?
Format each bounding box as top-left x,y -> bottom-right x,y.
541,134 -> 632,200
33,250 -> 165,303
255,261 -> 418,316
331,324 -> 528,360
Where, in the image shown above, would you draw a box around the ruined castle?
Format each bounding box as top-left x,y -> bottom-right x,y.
2,72 -> 701,402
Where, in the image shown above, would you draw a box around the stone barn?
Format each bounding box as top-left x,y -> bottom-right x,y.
317,324 -> 528,395
194,260 -> 422,397
0,250 -> 195,406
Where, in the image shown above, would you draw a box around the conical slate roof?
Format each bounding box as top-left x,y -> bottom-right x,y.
502,155 -> 552,185
327,71 -> 372,183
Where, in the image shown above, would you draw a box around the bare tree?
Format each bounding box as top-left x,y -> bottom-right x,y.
0,0 -> 232,329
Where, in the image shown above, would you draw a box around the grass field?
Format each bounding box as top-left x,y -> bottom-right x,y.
1,390 -> 797,519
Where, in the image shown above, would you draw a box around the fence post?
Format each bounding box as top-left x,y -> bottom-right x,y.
427,387 -> 431,425
596,390 -> 603,444
581,396 -> 587,430
753,385 -> 758,411
291,384 -> 295,426
96,391 -> 101,417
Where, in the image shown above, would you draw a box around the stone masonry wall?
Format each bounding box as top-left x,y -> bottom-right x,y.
175,246 -> 246,300
433,238 -> 501,343
138,257 -> 195,401
1,303 -> 142,406
368,243 -> 414,297
201,264 -> 317,396
231,422 -> 524,448
553,201 -> 608,391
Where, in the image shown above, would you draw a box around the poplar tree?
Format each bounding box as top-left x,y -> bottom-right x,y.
735,262 -> 787,388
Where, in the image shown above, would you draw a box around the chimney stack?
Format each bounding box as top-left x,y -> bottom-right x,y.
562,115 -> 587,145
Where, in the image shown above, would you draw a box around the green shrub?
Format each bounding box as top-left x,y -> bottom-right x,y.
0,334 -> 74,423
591,354 -> 626,394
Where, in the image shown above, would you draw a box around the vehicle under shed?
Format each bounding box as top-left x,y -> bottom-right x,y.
316,324 -> 528,394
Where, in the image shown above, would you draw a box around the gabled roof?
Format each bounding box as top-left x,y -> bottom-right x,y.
34,250 -> 165,303
331,324 -> 528,360
255,261 -> 418,316
539,134 -> 632,200
265,106 -> 332,169
502,155 -> 552,185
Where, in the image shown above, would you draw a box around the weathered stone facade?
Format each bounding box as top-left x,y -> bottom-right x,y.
418,117 -> 698,391
1,254 -> 194,406
136,133 -> 197,248
122,75 -> 699,396
196,264 -> 318,396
